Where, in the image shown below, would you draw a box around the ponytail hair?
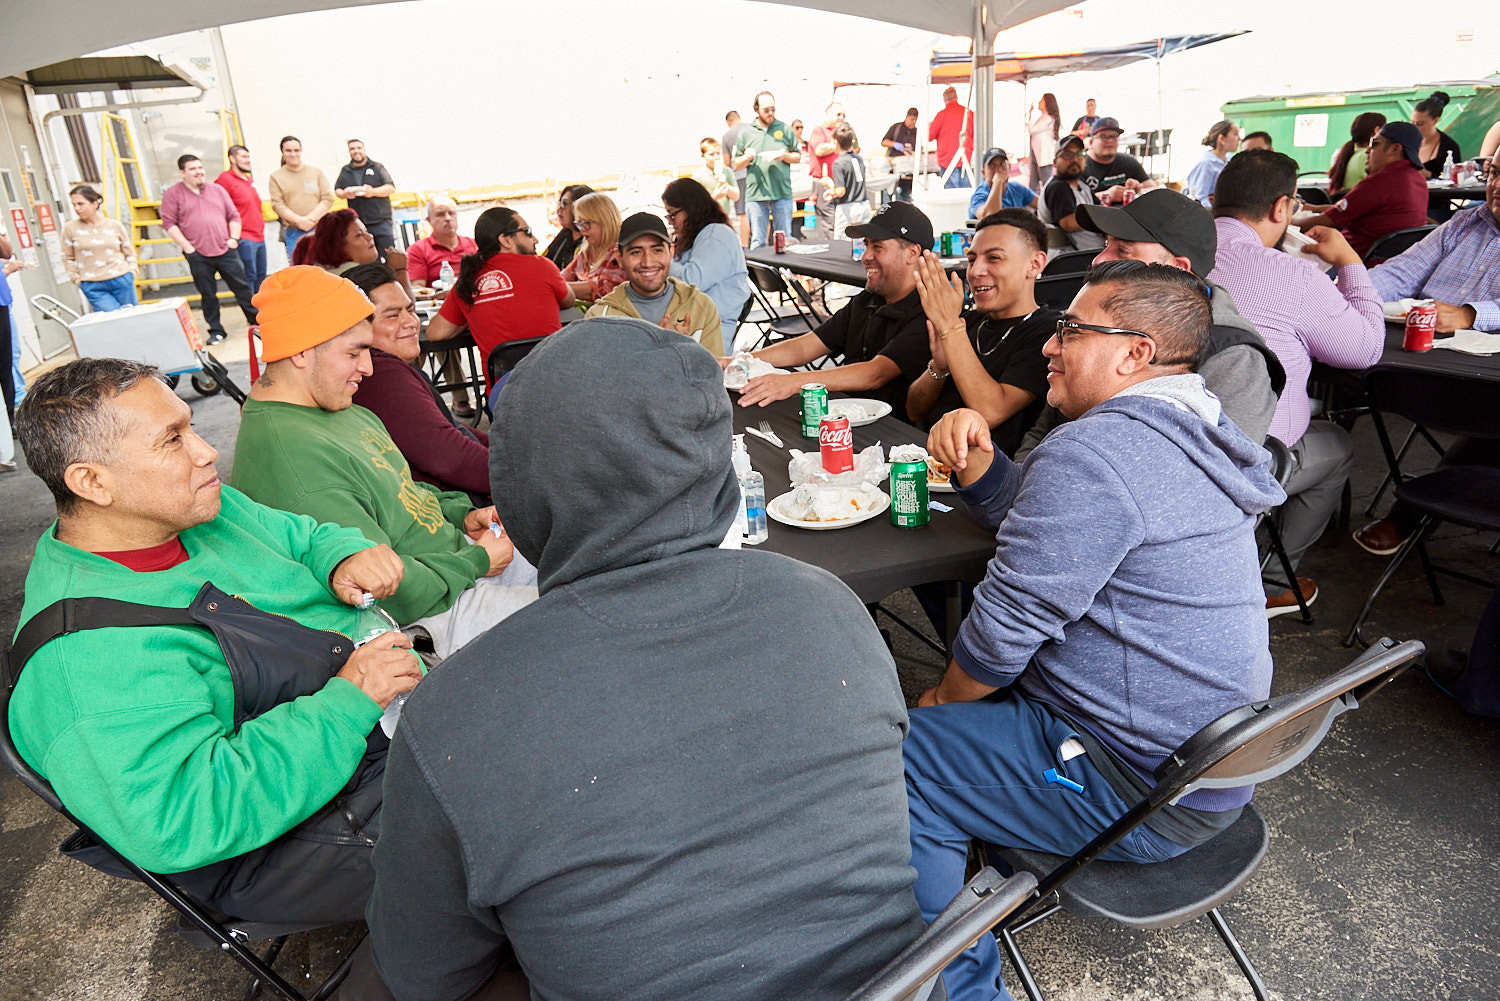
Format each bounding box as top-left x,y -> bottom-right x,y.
454,207 -> 520,305
1042,93 -> 1060,140
1414,90 -> 1451,121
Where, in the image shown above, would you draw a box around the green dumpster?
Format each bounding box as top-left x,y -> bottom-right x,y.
1222,78 -> 1500,175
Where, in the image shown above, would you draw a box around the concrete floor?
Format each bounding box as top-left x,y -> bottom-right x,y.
1,319 -> 1498,999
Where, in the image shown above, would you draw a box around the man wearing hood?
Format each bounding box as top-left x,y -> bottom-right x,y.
1015,187 -> 1285,460
349,316 -> 923,1001
907,261 -> 1284,1001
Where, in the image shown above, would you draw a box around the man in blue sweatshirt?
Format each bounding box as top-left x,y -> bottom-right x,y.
907,260 -> 1284,1001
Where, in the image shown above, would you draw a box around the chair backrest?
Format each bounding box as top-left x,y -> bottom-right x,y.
843,868 -> 1036,1001
1296,185 -> 1332,206
1041,249 -> 1096,277
1263,436 -> 1294,488
746,261 -> 826,327
486,336 -> 548,386
1364,368 -> 1500,441
1033,272 -> 1088,309
746,260 -> 793,297
0,682 -> 67,813
1363,225 -> 1435,266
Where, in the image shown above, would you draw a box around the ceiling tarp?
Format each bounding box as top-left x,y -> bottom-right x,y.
0,0 -> 1083,81
930,31 -> 1250,85
26,56 -> 200,94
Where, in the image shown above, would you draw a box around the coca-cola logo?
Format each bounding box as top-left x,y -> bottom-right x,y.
819,426 -> 852,449
1407,309 -> 1438,332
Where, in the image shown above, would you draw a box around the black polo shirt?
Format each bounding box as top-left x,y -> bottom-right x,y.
335,159 -> 395,224
1081,152 -> 1147,194
921,308 -> 1058,457
813,288 -> 930,409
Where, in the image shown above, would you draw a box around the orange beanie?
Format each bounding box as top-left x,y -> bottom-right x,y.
253,266 -> 374,362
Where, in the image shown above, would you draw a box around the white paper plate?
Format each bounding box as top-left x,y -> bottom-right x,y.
927,477 -> 956,494
826,398 -> 893,426
767,490 -> 890,530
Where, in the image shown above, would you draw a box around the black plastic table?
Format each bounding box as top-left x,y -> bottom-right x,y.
746,241 -> 967,288
730,393 -> 997,612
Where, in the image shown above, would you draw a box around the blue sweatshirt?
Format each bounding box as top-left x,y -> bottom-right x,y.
952,375 -> 1284,812
673,221 -> 752,346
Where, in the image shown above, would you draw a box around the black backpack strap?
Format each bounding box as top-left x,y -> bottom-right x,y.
4,590 -> 202,690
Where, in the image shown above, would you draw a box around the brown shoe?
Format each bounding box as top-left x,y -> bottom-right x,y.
1266,578 -> 1317,618
1353,519 -> 1408,556
451,400 -> 477,419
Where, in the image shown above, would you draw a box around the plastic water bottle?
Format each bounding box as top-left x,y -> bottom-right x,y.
731,435 -> 752,540
741,469 -> 768,545
437,260 -> 455,291
352,593 -> 399,647
1443,152 -> 1457,184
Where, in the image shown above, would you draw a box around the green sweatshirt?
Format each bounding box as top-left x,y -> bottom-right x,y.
8,486 -> 381,873
230,399 -> 489,624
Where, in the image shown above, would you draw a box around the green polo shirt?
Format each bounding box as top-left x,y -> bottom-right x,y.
734,118 -> 797,202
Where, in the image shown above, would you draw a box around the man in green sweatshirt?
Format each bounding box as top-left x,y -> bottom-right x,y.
8,358 -> 419,923
228,266 -> 537,658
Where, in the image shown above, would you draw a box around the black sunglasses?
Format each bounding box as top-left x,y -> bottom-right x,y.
504,227 -> 533,238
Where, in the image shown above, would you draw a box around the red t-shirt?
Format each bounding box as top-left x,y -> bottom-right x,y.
97,538 -> 191,572
213,170 -> 266,242
928,100 -> 976,171
437,252 -> 569,383
1324,161 -> 1429,258
808,123 -> 839,178
407,233 -> 478,286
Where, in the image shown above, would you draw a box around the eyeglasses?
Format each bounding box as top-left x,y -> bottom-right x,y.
664,207 -> 684,219
1056,150 -> 1085,161
1283,194 -> 1304,215
504,227 -> 533,238
576,220 -> 595,230
1053,318 -> 1194,367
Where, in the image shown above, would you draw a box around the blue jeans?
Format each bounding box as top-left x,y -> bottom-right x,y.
236,238 -> 267,295
905,696 -> 1189,1001
943,167 -> 972,189
284,225 -> 311,259
80,273 -> 138,312
9,309 -> 22,405
747,198 -> 794,250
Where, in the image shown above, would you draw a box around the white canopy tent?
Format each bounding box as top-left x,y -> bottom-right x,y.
0,0 -> 1080,154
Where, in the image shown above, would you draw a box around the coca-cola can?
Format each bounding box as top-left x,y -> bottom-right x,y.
1121,188 -> 1136,205
819,414 -> 854,474
1403,301 -> 1437,351
773,230 -> 787,253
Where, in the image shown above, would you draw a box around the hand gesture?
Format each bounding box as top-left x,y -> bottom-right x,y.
738,372 -> 805,408
335,631 -> 420,709
659,312 -> 694,336
927,408 -> 994,480
330,545 -> 405,604
1300,226 -> 1360,269
914,251 -> 965,335
476,529 -> 516,576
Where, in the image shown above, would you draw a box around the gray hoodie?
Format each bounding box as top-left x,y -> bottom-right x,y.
365,317 -> 922,1001
953,373 -> 1284,814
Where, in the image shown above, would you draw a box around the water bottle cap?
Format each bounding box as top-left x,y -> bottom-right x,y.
357,592 -> 376,609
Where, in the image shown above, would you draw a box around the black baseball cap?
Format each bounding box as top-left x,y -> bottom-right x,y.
847,201 -> 935,250
618,212 -> 671,248
1377,122 -> 1424,170
1091,116 -> 1123,135
1058,135 -> 1086,153
982,147 -> 1009,166
1074,188 -> 1217,276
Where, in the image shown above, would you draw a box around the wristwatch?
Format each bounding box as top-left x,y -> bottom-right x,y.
925,362 -> 950,381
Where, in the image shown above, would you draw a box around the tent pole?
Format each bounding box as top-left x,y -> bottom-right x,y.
972,0 -> 993,168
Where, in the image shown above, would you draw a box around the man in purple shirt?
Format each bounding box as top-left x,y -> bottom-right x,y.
160,154 -> 258,345
1207,150 -> 1385,615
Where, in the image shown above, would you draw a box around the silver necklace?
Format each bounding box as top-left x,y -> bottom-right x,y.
972,308 -> 1038,357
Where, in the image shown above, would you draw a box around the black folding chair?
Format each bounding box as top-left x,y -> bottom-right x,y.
485,336 -> 548,387
1345,368 -> 1500,646
1039,250 -> 1095,277
0,683 -> 362,1001
1259,436 -> 1314,623
844,868 -> 1037,1001
1362,225 -> 1435,266
989,637 -> 1424,1001
1032,273 -> 1088,310
743,261 -> 828,350
1296,185 -> 1332,206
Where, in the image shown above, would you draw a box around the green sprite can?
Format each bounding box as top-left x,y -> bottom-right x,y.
800,383 -> 828,438
890,458 -> 930,528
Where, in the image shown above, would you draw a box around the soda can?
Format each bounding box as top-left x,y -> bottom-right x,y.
800,383 -> 828,437
1403,301 -> 1437,351
1121,188 -> 1136,205
773,230 -> 787,253
890,458 -> 930,528
819,414 -> 854,474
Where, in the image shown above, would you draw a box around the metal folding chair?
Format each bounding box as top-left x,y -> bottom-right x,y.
0,683 -> 362,1001
1032,273 -> 1088,310
743,261 -> 828,350
1039,250 -> 1095,277
989,637 -> 1424,1001
1362,225 -> 1435,267
1259,436 -> 1314,623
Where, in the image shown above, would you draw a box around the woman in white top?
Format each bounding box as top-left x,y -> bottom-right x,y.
1027,93 -> 1060,193
62,185 -> 138,312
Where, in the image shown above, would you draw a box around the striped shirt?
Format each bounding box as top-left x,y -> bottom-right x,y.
1208,217 -> 1385,446
1369,204 -> 1500,331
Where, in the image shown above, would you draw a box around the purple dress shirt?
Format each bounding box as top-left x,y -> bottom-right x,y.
159,181 -> 240,258
1369,203 -> 1500,331
1208,216 -> 1384,446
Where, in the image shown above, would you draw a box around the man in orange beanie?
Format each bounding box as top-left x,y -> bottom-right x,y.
229,266 -> 537,657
